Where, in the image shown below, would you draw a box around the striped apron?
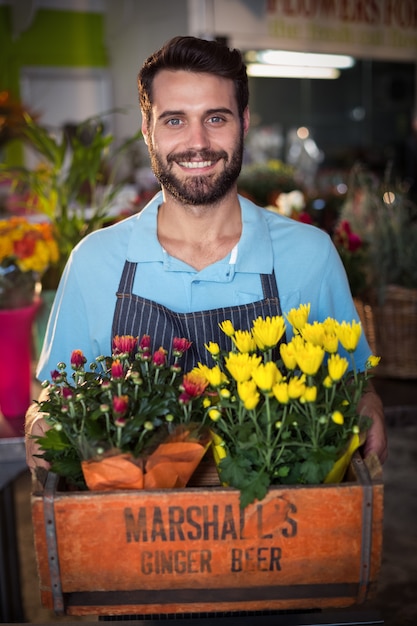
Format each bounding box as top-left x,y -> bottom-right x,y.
112,260 -> 285,371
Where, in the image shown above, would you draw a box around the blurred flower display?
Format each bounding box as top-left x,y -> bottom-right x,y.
338,163 -> 417,300
0,216 -> 58,309
1,113 -> 142,287
238,159 -> 298,207
333,219 -> 369,298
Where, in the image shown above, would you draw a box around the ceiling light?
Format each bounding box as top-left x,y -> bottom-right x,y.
246,63 -> 341,79
246,49 -> 355,69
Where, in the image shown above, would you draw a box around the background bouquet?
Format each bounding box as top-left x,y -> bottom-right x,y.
0,216 -> 58,309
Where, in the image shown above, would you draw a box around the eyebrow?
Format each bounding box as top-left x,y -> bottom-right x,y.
157,107 -> 235,121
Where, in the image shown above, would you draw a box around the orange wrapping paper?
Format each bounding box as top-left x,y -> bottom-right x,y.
81,454 -> 144,491
81,428 -> 211,491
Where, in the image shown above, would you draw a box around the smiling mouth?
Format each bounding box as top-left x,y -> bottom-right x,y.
178,160 -> 215,169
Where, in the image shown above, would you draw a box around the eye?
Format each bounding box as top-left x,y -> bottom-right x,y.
166,118 -> 183,127
208,115 -> 224,124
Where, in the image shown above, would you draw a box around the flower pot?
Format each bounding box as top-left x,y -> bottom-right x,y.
0,300 -> 40,427
31,453 -> 383,617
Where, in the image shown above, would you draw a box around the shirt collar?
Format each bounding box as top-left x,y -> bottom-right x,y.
126,191 -> 274,274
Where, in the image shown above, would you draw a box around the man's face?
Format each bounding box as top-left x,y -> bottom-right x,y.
142,70 -> 249,205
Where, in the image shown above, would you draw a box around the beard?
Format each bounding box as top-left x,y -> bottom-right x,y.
148,132 -> 244,206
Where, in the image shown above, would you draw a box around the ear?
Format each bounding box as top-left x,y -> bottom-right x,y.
242,106 -> 250,137
141,115 -> 149,145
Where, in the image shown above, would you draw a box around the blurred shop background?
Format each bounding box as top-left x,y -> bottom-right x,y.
0,1 -> 416,624
1,0 -> 416,196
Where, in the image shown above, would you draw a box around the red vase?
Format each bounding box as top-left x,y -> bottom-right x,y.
0,300 -> 40,429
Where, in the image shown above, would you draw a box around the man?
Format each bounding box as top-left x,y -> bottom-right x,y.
26,36 -> 387,469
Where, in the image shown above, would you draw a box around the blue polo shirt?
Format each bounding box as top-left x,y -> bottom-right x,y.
37,192 -> 371,381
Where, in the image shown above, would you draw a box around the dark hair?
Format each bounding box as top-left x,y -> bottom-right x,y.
138,36 -> 248,125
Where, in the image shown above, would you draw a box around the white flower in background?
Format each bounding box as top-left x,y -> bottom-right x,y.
268,190 -> 305,216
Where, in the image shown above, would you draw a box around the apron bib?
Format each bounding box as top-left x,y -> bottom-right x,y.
112,260 -> 285,371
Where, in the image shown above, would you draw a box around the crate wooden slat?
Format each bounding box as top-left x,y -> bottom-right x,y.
31,454 -> 383,617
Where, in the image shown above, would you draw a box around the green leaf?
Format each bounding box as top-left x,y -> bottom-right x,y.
49,457 -> 85,489
218,455 -> 270,508
35,428 -> 71,452
239,471 -> 270,509
299,447 -> 336,484
275,465 -> 291,478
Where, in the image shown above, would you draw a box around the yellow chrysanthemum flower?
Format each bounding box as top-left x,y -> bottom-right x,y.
322,331 -> 339,354
232,329 -> 257,353
251,361 -> 282,392
327,353 -> 349,382
302,385 -> 317,403
204,365 -> 226,388
194,363 -> 211,382
331,411 -> 344,425
205,341 -> 220,357
287,374 -> 306,399
280,341 -> 297,370
237,380 -> 260,410
336,320 -> 362,352
322,317 -> 338,334
300,321 -> 325,347
251,315 -> 286,351
224,352 -> 261,383
286,303 -> 311,333
294,342 -> 325,376
366,355 -> 381,369
219,320 -> 235,337
272,381 -> 289,404
208,408 -> 222,422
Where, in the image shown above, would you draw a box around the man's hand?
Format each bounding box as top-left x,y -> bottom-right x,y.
358,384 -> 388,464
25,389 -> 51,473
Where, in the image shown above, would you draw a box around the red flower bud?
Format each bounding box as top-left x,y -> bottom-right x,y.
172,337 -> 192,355
112,395 -> 129,416
152,347 -> 167,367
112,334 -> 138,355
70,349 -> 86,369
62,387 -> 73,399
111,359 -> 124,379
139,334 -> 151,352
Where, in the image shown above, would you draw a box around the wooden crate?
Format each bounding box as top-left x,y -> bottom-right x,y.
31,454 -> 383,617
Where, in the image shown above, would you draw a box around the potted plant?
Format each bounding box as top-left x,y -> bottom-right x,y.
35,334 -> 209,491
0,216 -> 58,422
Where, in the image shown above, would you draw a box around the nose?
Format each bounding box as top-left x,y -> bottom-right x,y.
186,120 -> 210,151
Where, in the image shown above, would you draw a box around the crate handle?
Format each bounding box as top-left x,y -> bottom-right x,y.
43,472 -> 65,615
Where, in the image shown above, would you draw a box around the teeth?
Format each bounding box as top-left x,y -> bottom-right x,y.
179,161 -> 213,169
